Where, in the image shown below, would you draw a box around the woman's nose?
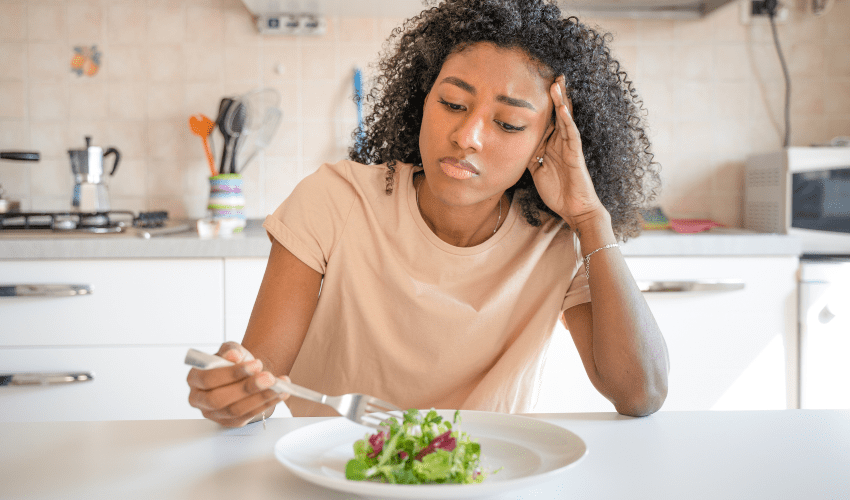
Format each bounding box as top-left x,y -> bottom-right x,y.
451,113 -> 485,152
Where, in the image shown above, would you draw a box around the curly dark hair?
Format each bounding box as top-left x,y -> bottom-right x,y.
348,0 -> 660,241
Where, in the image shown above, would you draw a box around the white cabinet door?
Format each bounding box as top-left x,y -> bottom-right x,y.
537,256 -> 799,412
224,258 -> 268,343
0,259 -> 224,346
631,256 -> 798,411
0,344 -> 222,422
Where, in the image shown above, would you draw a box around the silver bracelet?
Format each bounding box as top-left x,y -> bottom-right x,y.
583,243 -> 619,280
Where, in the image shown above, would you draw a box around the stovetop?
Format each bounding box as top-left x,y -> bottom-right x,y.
0,211 -> 168,234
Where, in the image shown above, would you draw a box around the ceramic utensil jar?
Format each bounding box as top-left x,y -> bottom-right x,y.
207,173 -> 246,235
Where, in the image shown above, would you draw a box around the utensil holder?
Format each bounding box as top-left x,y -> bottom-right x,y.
207,174 -> 246,234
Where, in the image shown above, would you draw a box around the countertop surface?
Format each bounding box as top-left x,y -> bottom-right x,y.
0,410 -> 847,500
0,219 -> 801,260
0,219 -> 274,259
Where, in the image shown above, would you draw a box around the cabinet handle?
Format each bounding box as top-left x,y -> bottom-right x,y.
636,280 -> 745,293
0,284 -> 93,297
0,372 -> 94,386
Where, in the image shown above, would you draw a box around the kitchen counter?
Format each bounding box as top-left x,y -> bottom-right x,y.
0,219 -> 274,260
619,227 -> 801,256
0,221 -> 800,260
0,410 -> 847,499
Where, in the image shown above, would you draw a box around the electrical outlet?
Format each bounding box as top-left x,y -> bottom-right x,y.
256,13 -> 326,35
740,0 -> 789,24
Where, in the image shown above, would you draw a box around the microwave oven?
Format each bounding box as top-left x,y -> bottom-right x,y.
744,147 -> 850,254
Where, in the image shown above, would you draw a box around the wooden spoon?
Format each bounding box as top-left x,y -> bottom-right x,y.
189,114 -> 217,177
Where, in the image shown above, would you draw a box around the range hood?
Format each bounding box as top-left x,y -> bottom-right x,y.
561,0 -> 739,19
240,0 -> 739,22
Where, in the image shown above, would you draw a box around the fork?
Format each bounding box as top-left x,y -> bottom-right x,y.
184,349 -> 402,429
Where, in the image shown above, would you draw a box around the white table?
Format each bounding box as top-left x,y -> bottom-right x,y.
1,410 -> 848,499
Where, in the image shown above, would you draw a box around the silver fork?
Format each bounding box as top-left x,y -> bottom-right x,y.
185,349 -> 402,429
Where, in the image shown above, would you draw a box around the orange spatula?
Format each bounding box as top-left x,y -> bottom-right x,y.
189,114 -> 217,177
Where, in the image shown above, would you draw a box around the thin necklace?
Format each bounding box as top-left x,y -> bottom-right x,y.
416,174 -> 502,234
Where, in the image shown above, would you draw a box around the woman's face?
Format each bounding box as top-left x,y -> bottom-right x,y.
418,42 -> 554,208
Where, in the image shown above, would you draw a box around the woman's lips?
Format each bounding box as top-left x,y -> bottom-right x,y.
439,157 -> 478,180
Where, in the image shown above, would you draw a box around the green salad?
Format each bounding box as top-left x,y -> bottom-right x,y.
345,409 -> 493,485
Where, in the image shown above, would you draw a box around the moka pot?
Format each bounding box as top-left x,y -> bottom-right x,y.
68,136 -> 120,212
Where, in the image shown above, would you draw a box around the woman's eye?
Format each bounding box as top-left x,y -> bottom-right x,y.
436,99 -> 524,132
438,99 -> 464,111
497,121 -> 526,132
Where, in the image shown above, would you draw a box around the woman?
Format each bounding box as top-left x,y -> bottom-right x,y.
188,0 -> 669,427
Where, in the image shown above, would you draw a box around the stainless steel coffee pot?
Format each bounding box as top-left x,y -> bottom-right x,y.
68,136 -> 120,212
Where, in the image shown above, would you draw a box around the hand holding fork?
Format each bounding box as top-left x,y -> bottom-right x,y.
186,346 -> 401,429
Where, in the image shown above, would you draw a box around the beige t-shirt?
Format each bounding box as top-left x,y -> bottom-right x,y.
263,160 -> 590,417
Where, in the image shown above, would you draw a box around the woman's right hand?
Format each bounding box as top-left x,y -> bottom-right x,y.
187,341 -> 289,427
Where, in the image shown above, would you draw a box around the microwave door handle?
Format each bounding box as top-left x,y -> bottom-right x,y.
636,280 -> 745,293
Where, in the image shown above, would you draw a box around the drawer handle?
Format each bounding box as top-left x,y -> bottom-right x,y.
0,284 -> 93,297
0,372 -> 94,386
636,280 -> 745,293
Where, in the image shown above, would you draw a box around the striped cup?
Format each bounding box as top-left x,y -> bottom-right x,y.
208,174 -> 246,232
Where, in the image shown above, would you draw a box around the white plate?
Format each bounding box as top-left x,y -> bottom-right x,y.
274,409 -> 587,500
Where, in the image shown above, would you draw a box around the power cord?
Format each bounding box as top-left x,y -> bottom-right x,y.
762,0 -> 791,148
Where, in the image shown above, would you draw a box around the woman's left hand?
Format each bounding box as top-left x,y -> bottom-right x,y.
529,75 -> 607,229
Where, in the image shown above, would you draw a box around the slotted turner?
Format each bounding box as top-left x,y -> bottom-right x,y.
185,349 -> 401,429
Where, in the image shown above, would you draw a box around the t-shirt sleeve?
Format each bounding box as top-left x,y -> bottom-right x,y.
561,231 -> 591,311
262,160 -> 356,275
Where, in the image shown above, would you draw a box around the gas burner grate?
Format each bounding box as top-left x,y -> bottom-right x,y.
0,210 -> 168,233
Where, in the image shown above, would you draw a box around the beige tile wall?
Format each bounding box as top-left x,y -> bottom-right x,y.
0,0 -> 848,226
594,0 -> 850,224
